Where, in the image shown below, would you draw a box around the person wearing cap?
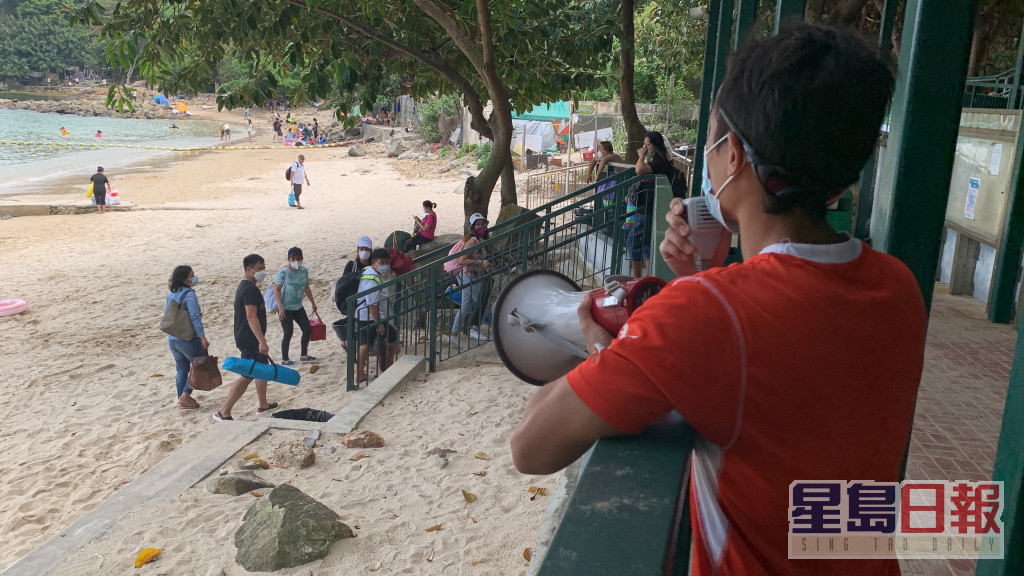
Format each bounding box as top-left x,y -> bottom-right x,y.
289,154 -> 311,209
354,248 -> 399,382
344,236 -> 374,275
272,247 -> 318,365
89,166 -> 112,214
450,213 -> 491,344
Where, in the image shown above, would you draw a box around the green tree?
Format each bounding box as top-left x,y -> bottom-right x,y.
74,0 -> 616,221
0,15 -> 93,77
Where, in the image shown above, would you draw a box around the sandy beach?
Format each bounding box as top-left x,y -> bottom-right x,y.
0,121 -> 548,573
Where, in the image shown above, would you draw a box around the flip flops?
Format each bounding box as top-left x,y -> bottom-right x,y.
213,412 -> 233,421
300,356 -> 318,362
280,360 -> 296,366
256,402 -> 279,414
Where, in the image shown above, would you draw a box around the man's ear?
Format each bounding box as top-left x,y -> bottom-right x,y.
726,132 -> 746,177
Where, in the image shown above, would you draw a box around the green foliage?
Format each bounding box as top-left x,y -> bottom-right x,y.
476,150 -> 490,170
15,0 -> 63,19
419,93 -> 461,143
438,145 -> 451,155
0,14 -> 94,77
456,143 -> 471,158
472,140 -> 491,158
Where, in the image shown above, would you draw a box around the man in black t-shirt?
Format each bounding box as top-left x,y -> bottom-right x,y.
89,166 -> 112,214
214,254 -> 278,421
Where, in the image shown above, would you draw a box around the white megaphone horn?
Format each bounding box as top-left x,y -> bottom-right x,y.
492,195 -> 726,385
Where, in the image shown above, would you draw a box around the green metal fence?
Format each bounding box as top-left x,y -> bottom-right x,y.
341,169 -> 656,388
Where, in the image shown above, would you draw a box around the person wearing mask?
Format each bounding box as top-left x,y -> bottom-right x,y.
584,141 -> 624,183
402,200 -> 438,252
272,247 -> 318,366
627,130 -> 673,277
164,265 -> 209,409
511,24 -> 925,576
214,254 -> 278,421
345,236 -> 374,275
354,249 -> 399,383
450,213 -> 491,344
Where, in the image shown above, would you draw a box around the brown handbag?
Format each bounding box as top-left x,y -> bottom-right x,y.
188,355 -> 223,392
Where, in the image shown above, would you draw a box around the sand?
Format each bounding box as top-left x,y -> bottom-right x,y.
51,365 -> 559,576
0,131 -> 528,573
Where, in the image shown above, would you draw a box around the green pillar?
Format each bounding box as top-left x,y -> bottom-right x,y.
870,0 -> 976,311
988,118 -> 1024,324
692,0 -> 722,196
854,0 -> 900,240
734,0 -> 757,49
774,0 -> 805,34
976,318 -> 1024,575
989,26 -> 1024,324
712,0 -> 735,91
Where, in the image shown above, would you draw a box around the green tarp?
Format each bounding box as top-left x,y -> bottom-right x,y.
512,101 -> 571,122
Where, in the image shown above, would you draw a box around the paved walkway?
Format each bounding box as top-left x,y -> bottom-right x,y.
899,285 -> 1016,575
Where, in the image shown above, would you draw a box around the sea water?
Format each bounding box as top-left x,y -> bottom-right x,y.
0,108 -> 221,194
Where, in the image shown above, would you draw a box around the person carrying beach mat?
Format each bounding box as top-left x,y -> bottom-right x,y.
354,249 -> 399,384
270,247 -> 318,366
214,254 -> 279,421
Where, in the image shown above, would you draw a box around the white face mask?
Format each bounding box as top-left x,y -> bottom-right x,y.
377,265 -> 391,276
290,260 -> 301,270
702,134 -> 741,234
359,250 -> 371,260
190,276 -> 199,286
253,270 -> 266,283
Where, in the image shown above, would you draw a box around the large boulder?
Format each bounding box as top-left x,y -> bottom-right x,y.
271,440 -> 316,469
207,471 -> 275,496
234,484 -> 354,572
348,144 -> 367,157
341,429 -> 385,449
386,139 -> 405,157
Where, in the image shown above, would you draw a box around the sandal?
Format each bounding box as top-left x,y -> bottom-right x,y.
256,402 -> 279,414
300,356 -> 317,362
213,412 -> 233,421
178,397 -> 200,409
280,360 -> 296,366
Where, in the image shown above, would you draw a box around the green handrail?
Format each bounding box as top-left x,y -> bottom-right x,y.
343,171 -> 656,388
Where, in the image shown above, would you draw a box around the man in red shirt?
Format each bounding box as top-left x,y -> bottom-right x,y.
510,24 -> 927,575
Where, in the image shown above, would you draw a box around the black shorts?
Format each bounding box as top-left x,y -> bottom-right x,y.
239,348 -> 270,364
291,184 -> 302,198
94,188 -> 106,205
356,320 -> 397,346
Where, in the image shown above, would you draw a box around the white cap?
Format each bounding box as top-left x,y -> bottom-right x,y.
469,213 -> 487,226
358,236 -> 372,248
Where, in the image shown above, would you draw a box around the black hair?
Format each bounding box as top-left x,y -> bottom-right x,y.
600,141 -> 614,153
370,248 -> 391,262
423,200 -> 437,209
644,131 -> 668,157
713,23 -> 893,219
168,265 -> 192,292
242,253 -> 264,269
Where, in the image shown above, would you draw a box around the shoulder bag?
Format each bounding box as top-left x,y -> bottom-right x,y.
160,289 -> 196,340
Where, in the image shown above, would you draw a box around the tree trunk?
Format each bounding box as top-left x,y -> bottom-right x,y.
805,0 -> 826,24
620,0 -> 647,163
500,155 -> 517,206
832,0 -> 871,25
968,15 -> 991,78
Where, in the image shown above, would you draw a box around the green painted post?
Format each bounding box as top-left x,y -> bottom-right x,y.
871,0 -> 976,311
774,0 -> 806,34
427,266 -> 438,372
988,117 -> 1024,324
712,0 -> 735,92
1007,20 -> 1024,110
692,0 -> 722,196
854,0 -> 899,240
649,176 -> 676,282
734,0 -> 757,50
976,317 -> 1024,575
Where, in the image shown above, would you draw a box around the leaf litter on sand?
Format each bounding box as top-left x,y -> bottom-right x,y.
425,523 -> 442,532
462,489 -> 477,504
134,548 -> 161,568
474,452 -> 489,460
528,486 -> 549,500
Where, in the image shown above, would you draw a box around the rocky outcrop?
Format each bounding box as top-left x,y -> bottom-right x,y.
234,484 -> 354,571
207,471 -> 275,496
347,144 -> 367,157
340,429 -> 385,449
271,440 -> 316,469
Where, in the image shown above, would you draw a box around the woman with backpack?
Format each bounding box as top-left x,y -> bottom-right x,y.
402,200 -> 438,252
271,247 -> 318,365
164,265 -> 209,409
450,213 -> 491,344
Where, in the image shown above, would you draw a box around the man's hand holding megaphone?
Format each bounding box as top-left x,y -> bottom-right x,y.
660,197 -> 733,277
577,293 -> 614,357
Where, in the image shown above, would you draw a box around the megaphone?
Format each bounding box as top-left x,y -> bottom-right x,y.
682,195 -> 727,272
493,271 -> 667,385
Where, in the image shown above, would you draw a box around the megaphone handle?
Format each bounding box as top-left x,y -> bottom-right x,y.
509,310 -> 589,359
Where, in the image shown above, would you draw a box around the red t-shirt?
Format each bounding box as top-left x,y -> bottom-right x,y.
567,238 -> 926,575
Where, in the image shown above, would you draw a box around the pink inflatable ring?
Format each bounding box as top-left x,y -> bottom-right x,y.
0,299 -> 28,317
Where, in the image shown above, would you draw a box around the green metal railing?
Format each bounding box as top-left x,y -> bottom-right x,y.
342,169 -> 654,388
964,68 -> 1024,110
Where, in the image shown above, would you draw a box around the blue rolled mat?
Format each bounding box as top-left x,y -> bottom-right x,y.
222,357 -> 300,386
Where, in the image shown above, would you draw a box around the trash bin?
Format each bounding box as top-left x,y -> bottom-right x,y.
332,318 -> 347,341
271,408 -> 334,422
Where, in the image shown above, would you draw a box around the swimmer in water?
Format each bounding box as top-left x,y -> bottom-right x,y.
169,124 -> 179,129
